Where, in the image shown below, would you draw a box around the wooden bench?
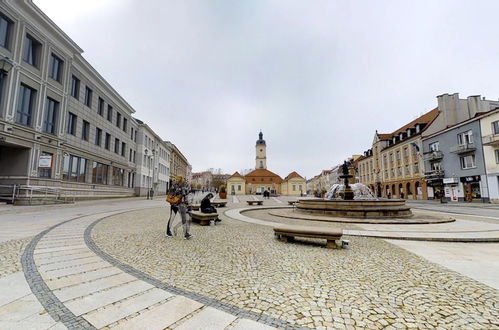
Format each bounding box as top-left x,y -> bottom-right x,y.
273,225 -> 343,249
212,201 -> 227,208
288,201 -> 298,206
190,211 -> 218,226
246,200 -> 263,206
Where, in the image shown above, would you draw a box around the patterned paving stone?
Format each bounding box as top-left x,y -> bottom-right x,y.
174,306 -> 237,330
92,207 -> 499,329
112,296 -> 202,330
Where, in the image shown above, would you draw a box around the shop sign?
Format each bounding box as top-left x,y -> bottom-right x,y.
38,155 -> 52,168
443,177 -> 458,184
460,175 -> 481,183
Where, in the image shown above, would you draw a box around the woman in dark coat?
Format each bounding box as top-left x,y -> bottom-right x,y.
201,193 -> 217,213
201,193 -> 221,222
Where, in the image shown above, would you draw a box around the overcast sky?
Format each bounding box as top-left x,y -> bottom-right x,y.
35,0 -> 499,178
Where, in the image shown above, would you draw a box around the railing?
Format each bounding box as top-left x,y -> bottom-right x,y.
16,185 -> 66,205
449,143 -> 475,154
482,134 -> 499,146
423,150 -> 443,161
0,184 -> 17,204
424,170 -> 445,181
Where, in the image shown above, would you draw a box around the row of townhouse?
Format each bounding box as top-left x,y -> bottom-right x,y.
307,156 -> 361,197
357,93 -> 499,203
0,0 -> 190,202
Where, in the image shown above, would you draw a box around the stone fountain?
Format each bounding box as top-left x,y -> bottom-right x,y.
296,162 -> 413,218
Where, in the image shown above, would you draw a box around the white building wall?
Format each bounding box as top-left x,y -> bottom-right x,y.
480,111 -> 499,203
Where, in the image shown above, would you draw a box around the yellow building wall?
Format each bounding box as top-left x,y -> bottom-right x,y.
282,178 -> 306,195
226,178 -> 246,195
245,183 -> 281,194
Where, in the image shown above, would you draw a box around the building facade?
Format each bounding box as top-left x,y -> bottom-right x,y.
480,110 -> 499,203
0,1 -> 189,202
134,119 -> 171,196
0,0 -> 140,201
166,141 -> 190,185
422,110 -> 499,202
358,109 -> 439,199
421,94 -> 499,202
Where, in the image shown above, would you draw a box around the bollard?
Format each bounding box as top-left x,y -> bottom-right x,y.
341,239 -> 350,249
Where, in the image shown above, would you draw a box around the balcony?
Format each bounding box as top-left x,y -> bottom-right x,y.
423,151 -> 443,161
482,134 -> 499,146
424,170 -> 445,182
450,143 -> 475,154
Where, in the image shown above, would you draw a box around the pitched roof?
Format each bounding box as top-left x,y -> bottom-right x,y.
245,168 -> 283,184
283,171 -> 304,181
229,171 -> 244,179
377,108 -> 439,139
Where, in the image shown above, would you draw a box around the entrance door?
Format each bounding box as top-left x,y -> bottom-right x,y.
464,183 -> 473,202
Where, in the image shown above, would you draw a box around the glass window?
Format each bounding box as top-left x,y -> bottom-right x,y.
292,185 -> 296,191
107,105 -> 113,121
82,120 -> 89,141
95,127 -> 102,146
114,138 -> 119,154
429,142 -> 439,151
84,87 -> 92,107
116,112 -> 121,128
16,84 -> 36,126
121,142 -> 126,157
105,133 -> 111,150
67,112 -> 77,135
49,54 -> 63,82
123,118 -> 127,132
458,130 -> 473,145
62,154 -> 87,182
112,167 -> 124,186
460,154 -> 476,169
92,161 -> 109,184
70,75 -> 80,99
23,34 -> 41,67
98,97 -> 104,116
43,97 -> 58,135
492,121 -> 499,135
0,14 -> 13,49
495,149 -> 499,164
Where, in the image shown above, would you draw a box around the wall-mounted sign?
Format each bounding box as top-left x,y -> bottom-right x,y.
443,177 -> 458,184
38,155 -> 53,168
460,175 -> 481,183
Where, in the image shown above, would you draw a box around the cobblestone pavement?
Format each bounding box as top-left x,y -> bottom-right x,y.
0,237 -> 32,278
1,206 -> 280,330
93,205 -> 499,329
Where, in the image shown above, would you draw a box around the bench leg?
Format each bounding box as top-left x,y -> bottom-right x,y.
326,240 -> 337,249
282,236 -> 294,243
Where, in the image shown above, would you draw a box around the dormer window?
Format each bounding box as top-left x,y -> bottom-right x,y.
415,124 -> 421,133
407,129 -> 411,137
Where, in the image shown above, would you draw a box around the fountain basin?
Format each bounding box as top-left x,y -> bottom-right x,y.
296,199 -> 412,218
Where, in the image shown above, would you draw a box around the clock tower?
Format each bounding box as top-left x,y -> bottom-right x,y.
255,131 -> 267,169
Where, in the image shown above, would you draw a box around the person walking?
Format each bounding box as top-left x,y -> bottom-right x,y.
166,182 -> 193,239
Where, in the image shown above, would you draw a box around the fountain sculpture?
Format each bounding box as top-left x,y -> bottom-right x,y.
296,162 -> 413,218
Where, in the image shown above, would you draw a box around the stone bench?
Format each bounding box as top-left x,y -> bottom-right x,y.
190,204 -> 200,211
288,201 -> 298,205
212,201 -> 227,208
190,211 -> 218,226
273,225 -> 343,249
247,200 -> 263,206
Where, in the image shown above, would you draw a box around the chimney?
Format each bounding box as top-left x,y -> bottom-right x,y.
437,93 -> 459,127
